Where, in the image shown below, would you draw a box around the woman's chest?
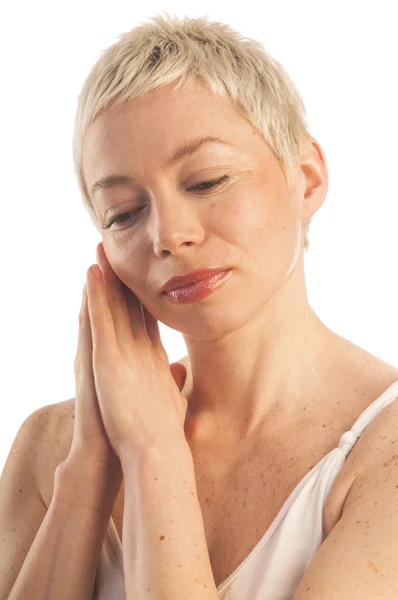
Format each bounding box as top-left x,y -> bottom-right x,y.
111,425 -> 350,589
188,431 -> 347,588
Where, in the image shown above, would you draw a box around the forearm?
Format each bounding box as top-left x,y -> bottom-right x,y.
9,459 -> 122,600
121,438 -> 219,600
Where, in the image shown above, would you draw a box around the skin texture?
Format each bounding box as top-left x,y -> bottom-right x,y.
82,78 -> 332,448
13,77 -> 395,600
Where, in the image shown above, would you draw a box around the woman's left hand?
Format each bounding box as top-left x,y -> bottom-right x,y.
85,242 -> 189,462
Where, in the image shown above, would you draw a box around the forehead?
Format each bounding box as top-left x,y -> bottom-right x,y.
84,79 -> 250,145
81,80 -> 262,187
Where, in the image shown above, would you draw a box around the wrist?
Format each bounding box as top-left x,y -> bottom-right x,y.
118,434 -> 191,470
55,456 -> 123,513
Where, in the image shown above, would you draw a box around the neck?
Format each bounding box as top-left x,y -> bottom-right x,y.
181,261 -> 337,444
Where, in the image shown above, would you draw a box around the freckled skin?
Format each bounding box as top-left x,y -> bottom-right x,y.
81,77 -> 331,438
78,78 -> 398,594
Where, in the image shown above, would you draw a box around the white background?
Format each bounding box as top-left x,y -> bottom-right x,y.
1,0 -> 397,475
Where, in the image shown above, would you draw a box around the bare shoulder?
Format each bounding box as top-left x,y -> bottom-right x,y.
324,360 -> 398,534
34,398 -> 76,508
347,377 -> 398,473
344,361 -> 398,469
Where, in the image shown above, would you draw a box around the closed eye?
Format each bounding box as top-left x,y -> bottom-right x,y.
187,174 -> 230,192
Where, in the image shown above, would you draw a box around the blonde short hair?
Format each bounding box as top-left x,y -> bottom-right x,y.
73,11 -> 313,250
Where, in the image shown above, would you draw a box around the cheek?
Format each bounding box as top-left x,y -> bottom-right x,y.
217,191 -> 273,250
223,188 -> 298,272
105,256 -> 147,298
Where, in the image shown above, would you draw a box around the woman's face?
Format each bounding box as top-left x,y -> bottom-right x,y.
82,79 -> 314,339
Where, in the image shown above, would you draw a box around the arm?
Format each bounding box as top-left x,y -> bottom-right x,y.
0,407 -> 122,600
120,437 -> 219,600
84,247 -> 218,599
10,459 -> 122,600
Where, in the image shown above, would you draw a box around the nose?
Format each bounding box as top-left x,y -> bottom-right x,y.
148,193 -> 205,257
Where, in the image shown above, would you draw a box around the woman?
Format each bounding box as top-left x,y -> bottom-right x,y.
1,12 -> 398,600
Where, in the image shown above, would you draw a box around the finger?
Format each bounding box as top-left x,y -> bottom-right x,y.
141,304 -> 168,361
95,243 -> 138,350
86,266 -> 119,362
121,281 -> 152,347
75,287 -> 98,414
73,285 -> 110,449
75,285 -> 95,385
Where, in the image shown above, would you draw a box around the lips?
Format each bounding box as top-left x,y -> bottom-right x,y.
160,268 -> 231,293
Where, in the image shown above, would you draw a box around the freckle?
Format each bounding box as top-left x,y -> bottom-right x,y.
19,489 -> 23,493
154,477 -> 158,481
183,480 -> 186,484
391,440 -> 396,444
159,535 -> 165,540
322,424 -> 326,427
179,564 -> 182,568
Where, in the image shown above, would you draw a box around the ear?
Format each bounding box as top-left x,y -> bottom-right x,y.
169,362 -> 188,392
299,137 -> 328,222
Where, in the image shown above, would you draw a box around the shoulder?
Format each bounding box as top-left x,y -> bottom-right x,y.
324,369 -> 398,534
348,383 -> 398,478
31,398 -> 76,508
335,377 -> 398,521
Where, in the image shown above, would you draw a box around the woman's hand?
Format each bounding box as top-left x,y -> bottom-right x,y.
69,280 -> 121,473
85,242 -> 188,462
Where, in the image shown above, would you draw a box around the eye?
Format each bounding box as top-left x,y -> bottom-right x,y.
188,174 -> 230,192
101,208 -> 143,230
102,175 -> 231,230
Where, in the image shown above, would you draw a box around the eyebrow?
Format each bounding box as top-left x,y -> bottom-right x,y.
89,136 -> 237,198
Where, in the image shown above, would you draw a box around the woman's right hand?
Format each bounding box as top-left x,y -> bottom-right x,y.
67,280 -> 122,475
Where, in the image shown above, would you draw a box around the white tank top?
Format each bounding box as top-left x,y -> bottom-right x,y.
93,380 -> 398,600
